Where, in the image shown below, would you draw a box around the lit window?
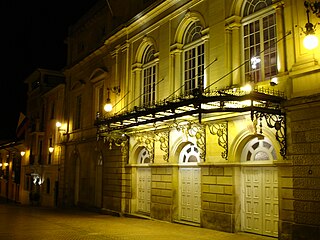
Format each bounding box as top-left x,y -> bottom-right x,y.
243,0 -> 277,82
179,143 -> 200,163
142,46 -> 156,107
138,148 -> 151,164
183,21 -> 205,96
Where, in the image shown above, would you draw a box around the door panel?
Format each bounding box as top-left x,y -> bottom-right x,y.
137,168 -> 151,214
242,167 -> 278,237
180,168 -> 201,223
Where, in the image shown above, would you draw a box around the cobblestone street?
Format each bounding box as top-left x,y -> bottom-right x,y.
0,202 -> 275,240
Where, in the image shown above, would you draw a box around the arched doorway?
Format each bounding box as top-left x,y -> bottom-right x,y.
241,137 -> 278,237
136,148 -> 151,214
179,143 -> 201,223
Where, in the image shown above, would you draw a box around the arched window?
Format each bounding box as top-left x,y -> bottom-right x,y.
179,143 -> 200,164
242,137 -> 277,162
183,21 -> 205,96
142,45 -> 157,107
242,0 -> 277,83
138,148 -> 151,164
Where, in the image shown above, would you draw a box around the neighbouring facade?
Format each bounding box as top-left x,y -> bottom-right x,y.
20,0 -> 320,240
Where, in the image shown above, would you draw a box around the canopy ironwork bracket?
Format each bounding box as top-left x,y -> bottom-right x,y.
208,122 -> 228,160
253,112 -> 286,157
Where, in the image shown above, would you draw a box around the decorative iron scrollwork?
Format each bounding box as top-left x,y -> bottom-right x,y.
155,131 -> 169,162
135,134 -> 155,163
254,112 -> 286,157
103,131 -> 129,162
173,120 -> 206,161
208,122 -> 228,160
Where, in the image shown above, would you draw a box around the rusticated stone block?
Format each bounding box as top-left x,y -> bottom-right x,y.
209,166 -> 224,176
292,132 -> 306,143
291,155 -> 320,166
150,203 -> 172,222
201,210 -> 234,232
288,143 -> 311,155
311,143 -> 320,153
293,189 -> 320,201
293,178 -> 320,189
306,131 -> 320,142
294,212 -> 320,225
292,223 -> 320,240
294,200 -> 320,213
293,165 -> 320,177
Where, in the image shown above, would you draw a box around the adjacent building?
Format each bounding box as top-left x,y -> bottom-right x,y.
19,1 -> 320,240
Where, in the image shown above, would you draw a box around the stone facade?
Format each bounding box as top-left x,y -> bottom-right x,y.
19,0 -> 320,240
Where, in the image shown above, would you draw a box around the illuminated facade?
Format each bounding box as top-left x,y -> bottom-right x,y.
20,0 -> 320,239
20,69 -> 65,207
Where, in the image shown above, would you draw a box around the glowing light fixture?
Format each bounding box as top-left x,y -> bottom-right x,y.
270,77 -> 278,86
303,1 -> 319,50
250,57 -> 261,70
20,151 -> 26,157
104,89 -> 113,112
49,146 -> 54,153
240,83 -> 253,92
56,121 -> 62,128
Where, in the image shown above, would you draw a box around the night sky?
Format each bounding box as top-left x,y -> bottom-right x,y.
0,1 -> 98,139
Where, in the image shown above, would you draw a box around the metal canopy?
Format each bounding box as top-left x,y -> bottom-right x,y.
95,87 -> 285,133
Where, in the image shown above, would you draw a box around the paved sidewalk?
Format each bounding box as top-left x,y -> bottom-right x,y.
0,202 -> 275,240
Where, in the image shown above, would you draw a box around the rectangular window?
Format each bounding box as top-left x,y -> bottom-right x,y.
184,43 -> 204,96
243,13 -> 277,82
143,65 -> 156,106
74,95 -> 82,130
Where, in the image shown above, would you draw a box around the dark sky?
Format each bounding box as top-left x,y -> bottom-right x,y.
0,1 -> 98,139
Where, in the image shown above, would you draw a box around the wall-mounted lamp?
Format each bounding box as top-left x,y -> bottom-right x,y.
270,77 -> 278,86
20,151 -> 26,157
303,1 -> 319,50
56,121 -> 62,128
104,86 -> 121,112
56,121 -> 67,134
104,89 -> 113,112
0,163 -> 2,168
48,146 -> 54,153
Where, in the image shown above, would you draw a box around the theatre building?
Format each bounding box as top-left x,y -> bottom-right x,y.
21,1 -> 320,239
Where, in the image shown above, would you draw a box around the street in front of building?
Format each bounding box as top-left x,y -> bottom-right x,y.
0,202 -> 274,240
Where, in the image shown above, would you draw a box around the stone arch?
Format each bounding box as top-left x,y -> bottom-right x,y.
229,126 -> 280,163
229,0 -> 244,17
135,36 -> 158,64
230,0 -> 274,17
174,10 -> 206,45
171,135 -> 196,164
130,142 -> 149,164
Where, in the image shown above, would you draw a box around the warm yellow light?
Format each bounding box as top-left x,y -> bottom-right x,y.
0,163 -> 2,167
49,147 -> 54,153
104,101 -> 113,112
4,163 -> 9,167
20,151 -> 26,157
303,33 -> 318,50
56,121 -> 62,128
240,84 -> 252,92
